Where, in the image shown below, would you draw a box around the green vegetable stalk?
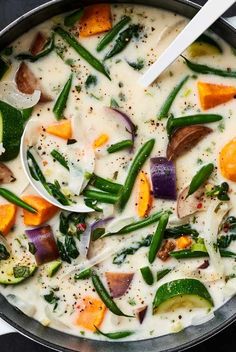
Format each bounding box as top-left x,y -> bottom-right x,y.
53,74 -> 73,120
148,212 -> 170,263
107,140 -> 134,154
188,163 -> 214,197
0,188 -> 37,213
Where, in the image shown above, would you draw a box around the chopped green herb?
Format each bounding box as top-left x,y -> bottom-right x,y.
44,291 -> 59,310
206,182 -> 230,201
110,98 -> 120,108
85,74 -> 97,88
127,58 -> 144,71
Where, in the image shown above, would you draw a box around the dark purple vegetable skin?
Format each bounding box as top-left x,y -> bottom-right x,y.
150,157 -> 177,200
136,306 -> 148,324
25,225 -> 60,265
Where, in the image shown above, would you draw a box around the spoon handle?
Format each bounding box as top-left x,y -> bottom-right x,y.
139,0 -> 236,87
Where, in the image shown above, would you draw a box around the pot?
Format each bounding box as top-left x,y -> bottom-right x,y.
0,1 -> 235,351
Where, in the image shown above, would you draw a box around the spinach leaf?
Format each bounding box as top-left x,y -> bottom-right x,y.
65,236 -> 79,259
85,75 -> 97,88
164,224 -> 199,239
127,58 -> 144,71
44,291 -> 59,310
206,182 -> 230,201
113,234 -> 152,265
218,216 -> 236,248
57,239 -> 71,263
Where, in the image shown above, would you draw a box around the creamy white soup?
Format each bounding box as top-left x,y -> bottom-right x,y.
0,3 -> 236,342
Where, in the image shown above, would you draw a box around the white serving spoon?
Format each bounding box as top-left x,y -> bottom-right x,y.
20,119 -> 94,213
139,0 -> 236,87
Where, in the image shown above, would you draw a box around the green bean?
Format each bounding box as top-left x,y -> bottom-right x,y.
170,249 -> 236,259
158,75 -> 189,119
21,107 -> 33,123
182,56 -> 236,78
105,210 -> 167,237
83,190 -> 118,204
96,16 -> 131,52
53,74 -> 73,120
117,139 -> 155,212
156,268 -> 172,281
140,266 -> 154,285
47,182 -> 71,206
84,198 -> 103,212
0,57 -> 9,80
64,8 -> 84,27
95,326 -> 134,339
105,24 -> 140,60
16,34 -> 55,62
54,27 -> 110,79
92,273 -> 133,317
89,174 -> 122,194
51,149 -> 69,170
107,139 -> 133,154
148,212 -> 170,263
167,113 -> 223,137
27,149 -> 47,184
188,163 -> 214,197
0,188 -> 37,213
74,268 -> 92,280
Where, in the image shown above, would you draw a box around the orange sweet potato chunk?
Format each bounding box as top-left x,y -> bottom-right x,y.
79,4 -> 112,37
22,195 -> 58,226
0,204 -> 17,236
46,120 -> 72,140
198,81 -> 236,110
76,296 -> 106,331
137,171 -> 152,218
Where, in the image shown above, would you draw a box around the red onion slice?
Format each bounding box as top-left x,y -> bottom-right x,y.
106,107 -> 137,146
25,225 -> 59,265
150,157 -> 177,200
91,217 -> 114,241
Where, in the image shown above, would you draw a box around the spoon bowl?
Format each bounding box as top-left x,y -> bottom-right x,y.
20,119 -> 94,213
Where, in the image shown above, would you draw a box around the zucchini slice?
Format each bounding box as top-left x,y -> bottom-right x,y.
0,258 -> 37,285
188,34 -> 222,57
153,278 -> 214,314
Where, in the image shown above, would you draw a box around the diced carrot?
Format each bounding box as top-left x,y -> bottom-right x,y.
176,236 -> 192,249
22,195 -> 58,226
93,133 -> 109,148
198,81 -> 236,110
46,120 -> 72,140
75,296 -> 106,332
78,4 -> 112,37
137,171 -> 152,217
0,204 -> 17,236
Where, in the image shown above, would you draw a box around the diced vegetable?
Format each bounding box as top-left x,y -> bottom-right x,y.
0,163 -> 15,184
136,171 -> 152,217
0,100 -> 24,161
76,295 -> 107,332
78,4 -> 112,37
25,225 -> 60,265
107,139 -> 134,154
0,204 -> 17,236
51,149 -> 69,170
136,306 -> 147,324
46,120 -> 72,139
53,75 -> 73,120
0,188 -> 36,213
167,125 -> 212,160
21,195 -> 58,226
182,56 -> 236,78
0,57 -> 9,80
166,113 -> 222,137
105,24 -> 140,60
220,138 -> 236,182
150,157 -> 176,200
84,190 -> 118,204
188,34 -> 222,57
105,272 -> 134,298
91,217 -> 114,241
92,273 -> 133,317
198,82 -> 236,110
148,212 -> 170,263
205,182 -> 230,201
176,236 -> 192,249
95,326 -> 134,339
0,259 -> 37,285
153,278 -> 214,314
177,185 -> 204,219
157,239 -> 176,261
140,266 -> 154,285
158,75 -> 189,119
54,27 -> 110,79
16,63 -> 52,102
93,133 -> 109,148
64,8 -> 84,27
30,32 -> 47,56
45,259 -> 62,277
74,268 -> 93,280
97,16 -> 131,52
118,139 -> 155,211
188,163 -> 214,197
